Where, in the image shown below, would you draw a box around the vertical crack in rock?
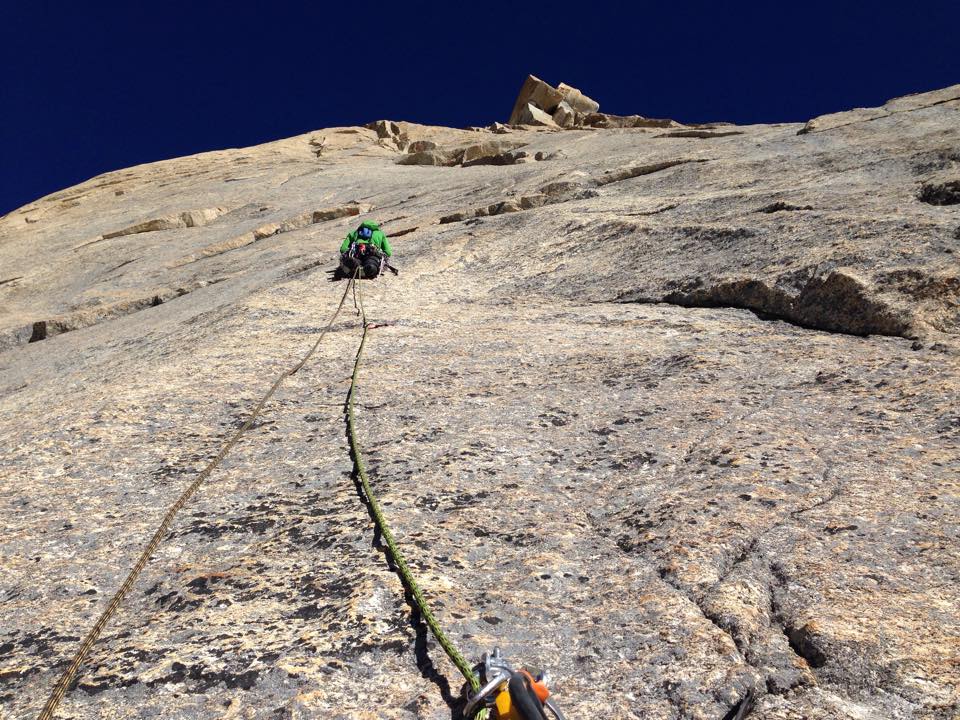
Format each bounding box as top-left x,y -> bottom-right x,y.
658,570 -> 748,662
767,563 -> 823,667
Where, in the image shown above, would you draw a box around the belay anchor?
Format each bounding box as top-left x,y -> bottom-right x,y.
463,648 -> 566,720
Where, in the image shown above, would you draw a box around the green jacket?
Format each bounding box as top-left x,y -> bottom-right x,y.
340,220 -> 392,257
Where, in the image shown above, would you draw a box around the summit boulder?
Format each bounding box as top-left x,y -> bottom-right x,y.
508,74 -> 566,124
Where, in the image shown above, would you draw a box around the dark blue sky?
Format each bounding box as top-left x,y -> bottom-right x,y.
1,1 -> 957,215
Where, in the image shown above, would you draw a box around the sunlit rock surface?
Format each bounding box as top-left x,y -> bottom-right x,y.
1,85 -> 958,720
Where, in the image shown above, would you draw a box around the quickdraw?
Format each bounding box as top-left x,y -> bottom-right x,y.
464,648 -> 566,720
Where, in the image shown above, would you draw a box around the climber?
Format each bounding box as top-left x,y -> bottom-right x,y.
339,220 -> 393,279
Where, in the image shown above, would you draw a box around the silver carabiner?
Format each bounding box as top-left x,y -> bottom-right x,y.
463,648 -> 566,720
463,669 -> 509,718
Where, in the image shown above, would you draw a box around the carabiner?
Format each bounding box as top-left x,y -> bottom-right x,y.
464,648 -> 566,720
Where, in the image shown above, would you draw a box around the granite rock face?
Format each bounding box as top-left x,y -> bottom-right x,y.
1,85 -> 959,720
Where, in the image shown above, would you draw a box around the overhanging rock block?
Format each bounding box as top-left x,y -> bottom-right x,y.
557,82 -> 600,114
508,75 -> 565,124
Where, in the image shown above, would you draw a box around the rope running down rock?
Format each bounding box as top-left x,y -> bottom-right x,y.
36,276 -> 356,720
346,273 -> 489,719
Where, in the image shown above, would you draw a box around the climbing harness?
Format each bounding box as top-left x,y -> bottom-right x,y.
347,279 -> 564,720
463,648 -> 567,720
342,242 -> 386,279
36,265 -> 563,720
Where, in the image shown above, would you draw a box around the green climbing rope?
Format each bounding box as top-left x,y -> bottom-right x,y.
36,268 -> 490,719
346,274 -> 489,719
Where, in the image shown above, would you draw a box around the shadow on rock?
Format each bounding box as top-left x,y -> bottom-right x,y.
342,386 -> 463,719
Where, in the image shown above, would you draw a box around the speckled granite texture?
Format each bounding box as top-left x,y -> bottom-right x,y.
1,85 -> 958,719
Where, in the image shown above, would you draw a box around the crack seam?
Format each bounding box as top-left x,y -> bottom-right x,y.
799,94 -> 960,134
